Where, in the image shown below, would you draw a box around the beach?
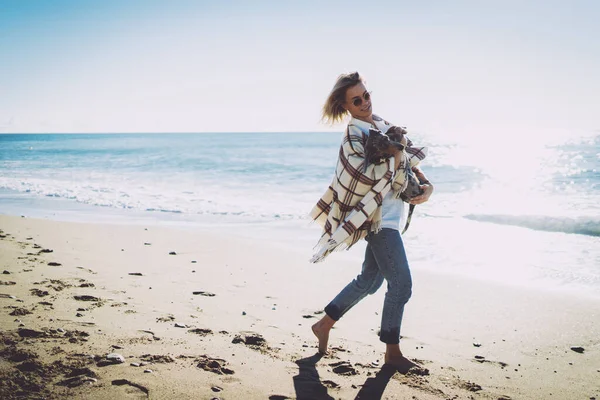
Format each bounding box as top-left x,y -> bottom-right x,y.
1,213 -> 599,400
3,0 -> 599,397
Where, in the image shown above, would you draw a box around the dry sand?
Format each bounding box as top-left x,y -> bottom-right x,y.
1,214 -> 599,399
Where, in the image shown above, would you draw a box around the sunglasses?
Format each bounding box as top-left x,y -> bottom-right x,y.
351,91 -> 372,107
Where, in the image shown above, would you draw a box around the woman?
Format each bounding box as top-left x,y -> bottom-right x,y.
310,72 -> 433,369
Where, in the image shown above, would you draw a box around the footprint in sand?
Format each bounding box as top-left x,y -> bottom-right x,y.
156,315 -> 175,323
232,332 -> 269,352
322,379 -> 340,389
30,288 -> 50,297
139,354 -> 175,364
9,307 -> 33,316
196,355 -> 235,375
473,355 -> 508,368
329,361 -> 359,376
111,379 -> 150,398
457,379 -> 483,392
74,295 -> 101,302
188,328 -> 213,336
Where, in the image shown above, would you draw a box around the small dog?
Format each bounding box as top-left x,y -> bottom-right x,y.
364,127 -> 423,202
364,128 -> 405,165
384,125 -> 408,144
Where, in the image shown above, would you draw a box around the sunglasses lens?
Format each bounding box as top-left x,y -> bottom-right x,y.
353,99 -> 362,107
364,92 -> 371,101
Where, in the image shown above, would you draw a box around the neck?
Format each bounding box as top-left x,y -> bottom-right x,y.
353,115 -> 374,125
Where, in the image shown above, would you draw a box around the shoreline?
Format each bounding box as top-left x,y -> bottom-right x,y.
1,214 -> 599,399
2,187 -> 599,303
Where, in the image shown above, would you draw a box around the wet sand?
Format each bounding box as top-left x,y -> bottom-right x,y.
1,214 -> 599,399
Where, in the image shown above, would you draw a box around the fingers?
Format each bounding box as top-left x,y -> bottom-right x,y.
409,196 -> 425,205
409,192 -> 431,204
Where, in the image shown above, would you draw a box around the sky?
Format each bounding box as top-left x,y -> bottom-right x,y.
0,0 -> 598,140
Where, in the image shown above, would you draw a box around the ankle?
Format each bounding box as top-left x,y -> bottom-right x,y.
385,344 -> 403,358
317,315 -> 335,330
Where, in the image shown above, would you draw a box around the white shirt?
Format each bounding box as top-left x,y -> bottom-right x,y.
350,116 -> 406,232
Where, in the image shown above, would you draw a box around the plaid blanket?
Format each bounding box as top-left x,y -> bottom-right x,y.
310,116 -> 427,263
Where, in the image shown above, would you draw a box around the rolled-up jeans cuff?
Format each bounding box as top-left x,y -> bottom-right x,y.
379,328 -> 400,344
324,303 -> 342,321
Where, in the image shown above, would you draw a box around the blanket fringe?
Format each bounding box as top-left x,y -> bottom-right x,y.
311,219 -> 383,263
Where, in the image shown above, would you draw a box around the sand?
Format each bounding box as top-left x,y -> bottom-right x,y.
1,213 -> 599,400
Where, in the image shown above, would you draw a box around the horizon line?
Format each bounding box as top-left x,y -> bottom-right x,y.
0,131 -> 342,135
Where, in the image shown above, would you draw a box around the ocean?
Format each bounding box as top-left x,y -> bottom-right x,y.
1,132 -> 599,298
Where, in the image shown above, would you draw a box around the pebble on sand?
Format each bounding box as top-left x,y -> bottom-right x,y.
106,353 -> 126,364
570,346 -> 585,353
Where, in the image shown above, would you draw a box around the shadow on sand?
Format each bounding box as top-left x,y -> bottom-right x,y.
354,364 -> 397,399
293,353 -> 427,400
293,353 -> 335,400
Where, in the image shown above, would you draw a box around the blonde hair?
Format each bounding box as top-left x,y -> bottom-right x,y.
322,71 -> 364,124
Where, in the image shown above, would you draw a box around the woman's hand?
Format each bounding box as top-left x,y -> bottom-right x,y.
409,183 -> 433,205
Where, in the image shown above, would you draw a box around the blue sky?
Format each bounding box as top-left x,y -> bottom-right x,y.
1,0 -> 598,139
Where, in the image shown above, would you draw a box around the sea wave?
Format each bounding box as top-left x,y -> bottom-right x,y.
0,178 -> 308,222
464,214 -> 600,237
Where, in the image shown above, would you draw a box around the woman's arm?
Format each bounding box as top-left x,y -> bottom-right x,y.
409,165 -> 433,205
411,165 -> 431,185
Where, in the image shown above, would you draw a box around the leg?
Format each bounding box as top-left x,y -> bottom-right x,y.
366,229 -> 412,364
312,243 -> 384,353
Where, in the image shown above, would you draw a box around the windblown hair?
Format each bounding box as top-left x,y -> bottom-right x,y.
322,72 -> 364,124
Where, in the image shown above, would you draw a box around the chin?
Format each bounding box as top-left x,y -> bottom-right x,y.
362,105 -> 373,117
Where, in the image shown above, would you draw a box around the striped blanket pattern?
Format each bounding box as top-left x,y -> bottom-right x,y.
310,119 -> 427,263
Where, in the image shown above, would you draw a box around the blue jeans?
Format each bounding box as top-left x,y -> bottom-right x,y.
324,228 -> 412,344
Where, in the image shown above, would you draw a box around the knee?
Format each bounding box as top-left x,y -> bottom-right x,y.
353,272 -> 380,293
367,275 -> 384,295
390,280 -> 412,303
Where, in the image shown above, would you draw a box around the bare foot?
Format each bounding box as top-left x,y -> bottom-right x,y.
384,354 -> 428,375
311,322 -> 331,354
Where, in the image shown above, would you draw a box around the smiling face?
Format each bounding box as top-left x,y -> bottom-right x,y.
344,82 -> 372,121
